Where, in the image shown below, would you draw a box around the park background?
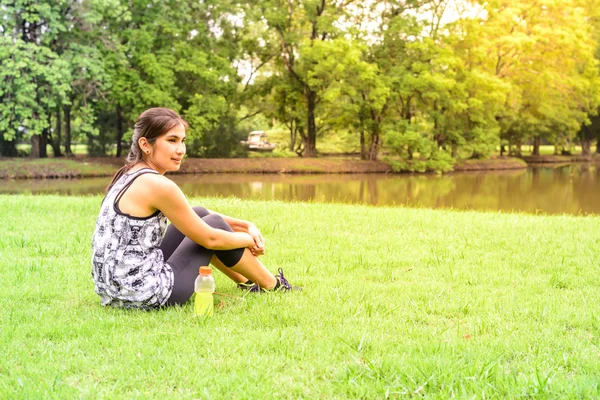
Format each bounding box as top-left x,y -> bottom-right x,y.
2,1 -> 600,399
1,0 -> 600,171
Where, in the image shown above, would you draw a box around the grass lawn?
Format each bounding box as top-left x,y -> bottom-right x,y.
16,143 -> 90,157
519,145 -> 597,156
0,158 -> 117,179
1,196 -> 599,398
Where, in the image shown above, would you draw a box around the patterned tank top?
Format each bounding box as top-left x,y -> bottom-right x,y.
91,168 -> 174,309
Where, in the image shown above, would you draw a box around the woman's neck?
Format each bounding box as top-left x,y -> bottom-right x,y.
130,162 -> 155,173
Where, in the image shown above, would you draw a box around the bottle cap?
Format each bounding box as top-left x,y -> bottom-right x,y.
199,266 -> 212,275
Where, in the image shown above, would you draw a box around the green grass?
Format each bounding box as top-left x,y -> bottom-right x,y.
16,143 -> 90,157
519,145 -> 597,156
1,196 -> 599,398
0,158 -> 117,179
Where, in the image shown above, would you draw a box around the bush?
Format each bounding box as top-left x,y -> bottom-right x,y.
386,150 -> 454,173
386,123 -> 455,173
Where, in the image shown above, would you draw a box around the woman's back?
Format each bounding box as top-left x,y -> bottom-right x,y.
91,168 -> 173,309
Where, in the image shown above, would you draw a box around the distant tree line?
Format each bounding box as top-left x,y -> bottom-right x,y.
1,0 -> 600,170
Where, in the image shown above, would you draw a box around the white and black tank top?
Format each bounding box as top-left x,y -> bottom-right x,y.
91,168 -> 173,309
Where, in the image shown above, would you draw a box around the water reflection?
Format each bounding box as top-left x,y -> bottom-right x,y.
1,164 -> 598,215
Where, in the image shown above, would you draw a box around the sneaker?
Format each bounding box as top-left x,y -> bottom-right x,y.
274,268 -> 298,291
236,280 -> 255,290
246,268 -> 301,293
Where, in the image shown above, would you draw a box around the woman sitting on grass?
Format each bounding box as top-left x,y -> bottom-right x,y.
91,107 -> 295,309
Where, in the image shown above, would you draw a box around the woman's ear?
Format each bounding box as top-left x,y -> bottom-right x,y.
138,137 -> 151,154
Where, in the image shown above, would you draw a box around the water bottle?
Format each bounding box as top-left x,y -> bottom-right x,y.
194,266 -> 215,317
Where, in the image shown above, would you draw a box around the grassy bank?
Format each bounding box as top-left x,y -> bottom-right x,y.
522,154 -> 600,164
453,157 -> 528,171
0,158 -> 118,179
519,144 -> 597,156
1,156 -> 531,179
1,196 -> 599,398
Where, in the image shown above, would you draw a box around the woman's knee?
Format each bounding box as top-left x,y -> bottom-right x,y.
192,206 -> 210,218
202,214 -> 233,232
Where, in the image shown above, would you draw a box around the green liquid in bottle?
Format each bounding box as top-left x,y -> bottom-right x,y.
194,292 -> 214,317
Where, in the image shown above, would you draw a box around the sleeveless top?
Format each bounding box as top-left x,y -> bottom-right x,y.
91,168 -> 174,309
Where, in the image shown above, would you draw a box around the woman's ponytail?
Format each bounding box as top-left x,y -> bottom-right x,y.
106,163 -> 133,192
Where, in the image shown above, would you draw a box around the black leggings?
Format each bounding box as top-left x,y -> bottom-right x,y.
161,206 -> 245,306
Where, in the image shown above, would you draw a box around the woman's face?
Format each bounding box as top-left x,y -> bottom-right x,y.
144,123 -> 186,174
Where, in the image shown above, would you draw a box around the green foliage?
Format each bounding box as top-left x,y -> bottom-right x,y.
1,0 -> 599,161
475,0 -> 600,150
0,31 -> 69,141
188,115 -> 248,158
387,150 -> 455,173
387,123 -> 434,160
386,121 -> 456,172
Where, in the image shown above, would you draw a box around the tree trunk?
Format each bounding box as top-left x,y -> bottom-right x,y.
532,136 -> 541,156
368,129 -> 380,161
39,127 -> 49,158
99,125 -> 108,155
288,118 -> 297,152
304,87 -> 317,157
64,104 -> 73,156
0,137 -> 18,157
52,107 -> 63,157
435,134 -> 445,148
581,138 -> 591,156
87,131 -> 94,155
31,134 -> 41,158
360,130 -> 367,160
116,104 -> 124,158
597,138 -> 600,154
514,137 -> 522,157
295,126 -> 306,156
579,125 -> 593,157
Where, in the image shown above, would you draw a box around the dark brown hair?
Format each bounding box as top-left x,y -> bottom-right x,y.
107,107 -> 188,191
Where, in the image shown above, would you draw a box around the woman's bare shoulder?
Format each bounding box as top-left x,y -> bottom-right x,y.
127,173 -> 186,212
136,173 -> 190,212
136,172 -> 179,193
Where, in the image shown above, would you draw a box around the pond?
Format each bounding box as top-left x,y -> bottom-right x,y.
1,164 -> 598,215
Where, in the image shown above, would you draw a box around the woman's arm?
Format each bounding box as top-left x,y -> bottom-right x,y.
206,209 -> 250,232
206,209 -> 265,254
147,176 -> 255,250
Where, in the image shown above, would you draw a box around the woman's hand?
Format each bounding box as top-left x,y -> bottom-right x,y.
247,223 -> 265,256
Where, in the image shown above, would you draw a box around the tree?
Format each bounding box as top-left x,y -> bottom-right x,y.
92,0 -> 244,158
304,37 -> 390,160
576,0 -> 600,155
0,1 -> 71,157
263,77 -> 307,153
245,0 -> 354,157
474,0 -> 600,156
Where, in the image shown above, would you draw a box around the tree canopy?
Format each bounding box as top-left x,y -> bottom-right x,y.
1,0 -> 599,168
